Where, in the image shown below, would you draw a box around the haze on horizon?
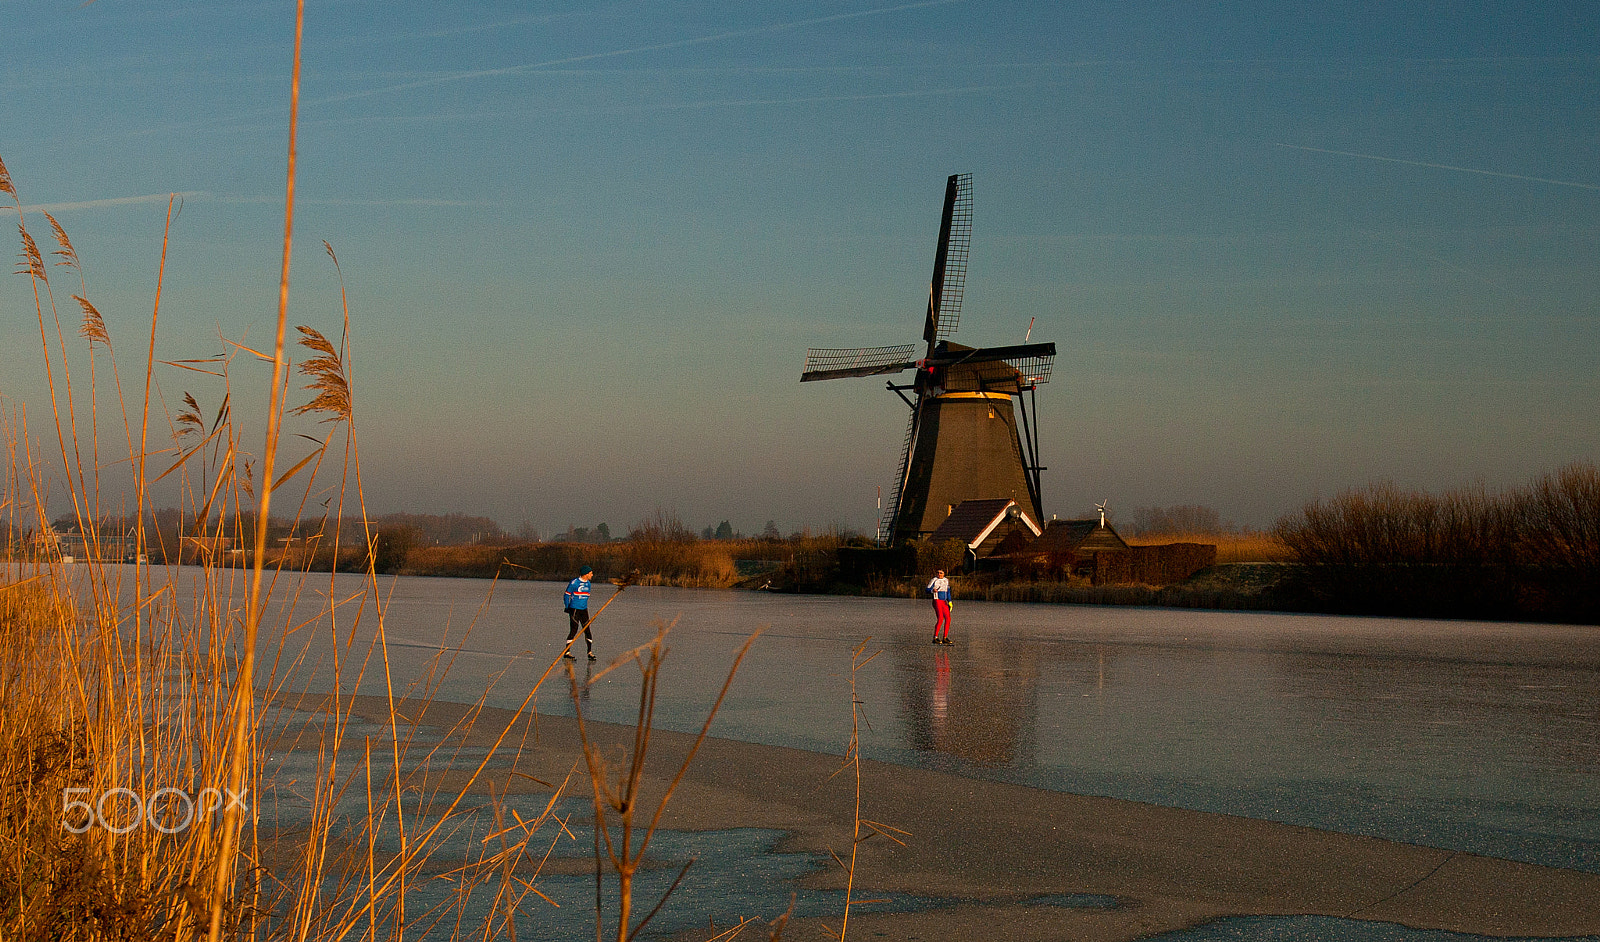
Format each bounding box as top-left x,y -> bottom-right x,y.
2,1 -> 1596,537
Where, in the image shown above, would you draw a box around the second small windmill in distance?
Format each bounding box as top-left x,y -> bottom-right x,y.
802,173 -> 1055,546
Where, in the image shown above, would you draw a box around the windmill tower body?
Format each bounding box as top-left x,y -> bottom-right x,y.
801,174 -> 1055,546
894,362 -> 1039,542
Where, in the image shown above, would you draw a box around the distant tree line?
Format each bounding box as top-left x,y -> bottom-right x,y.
366,510 -> 841,577
1122,504 -> 1234,537
549,523 -> 611,544
553,510 -> 792,545
372,512 -> 505,545
23,503 -> 808,562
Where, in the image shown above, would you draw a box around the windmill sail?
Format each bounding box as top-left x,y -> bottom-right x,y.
923,173 -> 972,349
879,404 -> 921,541
801,344 -> 917,382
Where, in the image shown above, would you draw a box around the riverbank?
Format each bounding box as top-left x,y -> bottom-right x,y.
388,551 -> 1600,624
851,562 -> 1291,610
395,547 -> 1296,615
31,547 -> 1600,623
390,540 -> 1292,607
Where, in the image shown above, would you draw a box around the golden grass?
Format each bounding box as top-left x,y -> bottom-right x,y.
1124,529 -> 1292,564
0,580 -> 131,934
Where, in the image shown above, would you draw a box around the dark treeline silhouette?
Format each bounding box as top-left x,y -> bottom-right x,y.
1275,463 -> 1600,623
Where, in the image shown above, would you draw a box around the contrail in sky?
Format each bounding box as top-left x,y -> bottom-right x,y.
317,0 -> 966,106
658,79 -> 1042,111
15,192 -> 205,214
308,78 -> 1044,126
210,194 -> 495,207
304,197 -> 496,207
1276,143 -> 1600,192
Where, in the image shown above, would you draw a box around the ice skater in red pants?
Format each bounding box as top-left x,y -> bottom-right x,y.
926,569 -> 952,644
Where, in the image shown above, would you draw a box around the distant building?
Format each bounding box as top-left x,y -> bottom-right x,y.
34,526 -> 137,561
995,518 -> 1217,585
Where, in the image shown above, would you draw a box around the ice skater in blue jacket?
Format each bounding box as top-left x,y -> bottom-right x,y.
563,567 -> 597,660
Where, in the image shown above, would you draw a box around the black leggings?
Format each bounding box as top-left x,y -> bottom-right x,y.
565,608 -> 592,651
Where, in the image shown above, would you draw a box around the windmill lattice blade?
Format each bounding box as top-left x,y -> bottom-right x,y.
801,345 -> 917,382
1003,353 -> 1053,386
930,172 -> 972,343
880,403 -> 920,543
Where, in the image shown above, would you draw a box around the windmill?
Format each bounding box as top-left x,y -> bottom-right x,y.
801,173 -> 1056,546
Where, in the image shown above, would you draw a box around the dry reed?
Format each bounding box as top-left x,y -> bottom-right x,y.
0,69 -> 592,935
2,128 -> 802,942
1124,529 -> 1291,563
567,621 -> 759,941
1274,467 -> 1600,621
818,639 -> 905,941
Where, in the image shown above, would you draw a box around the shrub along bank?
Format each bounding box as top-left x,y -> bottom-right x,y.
1273,462 -> 1600,624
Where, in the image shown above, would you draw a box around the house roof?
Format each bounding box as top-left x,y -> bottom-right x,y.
927,498 -> 1042,549
1018,518 -> 1128,554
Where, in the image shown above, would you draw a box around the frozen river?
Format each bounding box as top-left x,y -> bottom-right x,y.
67,563 -> 1600,878
212,568 -> 1600,878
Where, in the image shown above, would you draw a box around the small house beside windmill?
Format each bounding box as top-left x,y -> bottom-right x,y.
995,509 -> 1218,585
1002,517 -> 1131,579
802,174 -> 1055,546
926,498 -> 1043,566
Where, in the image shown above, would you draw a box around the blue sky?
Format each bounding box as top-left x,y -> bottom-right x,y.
3,0 -> 1597,534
